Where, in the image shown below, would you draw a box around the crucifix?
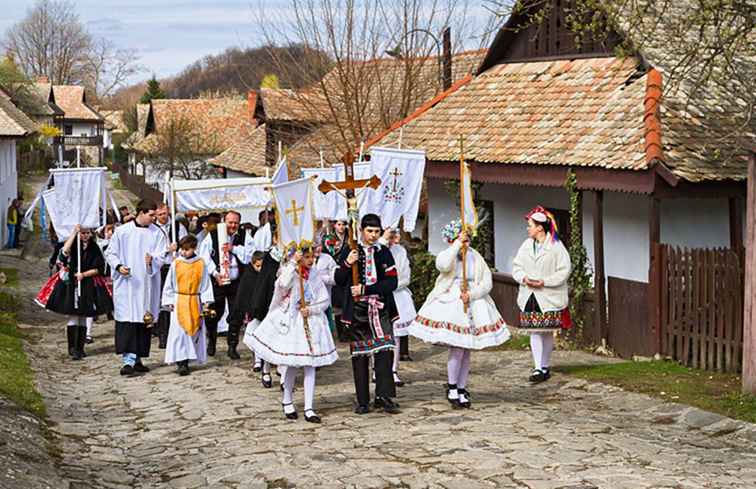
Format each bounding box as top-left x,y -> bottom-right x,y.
319,151 -> 381,285
286,199 -> 304,226
389,167 -> 402,193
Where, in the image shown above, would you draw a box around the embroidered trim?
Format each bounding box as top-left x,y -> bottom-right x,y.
350,334 -> 395,355
414,316 -> 507,336
519,310 -> 563,330
250,333 -> 337,358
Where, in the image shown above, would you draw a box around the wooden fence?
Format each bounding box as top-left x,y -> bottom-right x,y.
111,162 -> 163,203
608,277 -> 654,358
658,245 -> 744,372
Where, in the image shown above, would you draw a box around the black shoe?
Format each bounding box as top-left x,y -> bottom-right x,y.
529,369 -> 547,383
354,404 -> 370,415
304,410 -> 321,423
393,371 -> 404,387
253,362 -> 262,373
400,354 -> 413,362
77,326 -> 87,359
134,362 -> 150,373
85,336 -> 94,344
262,373 -> 272,389
282,403 -> 298,420
458,388 -> 471,409
373,397 -> 400,414
72,349 -> 83,361
446,384 -> 461,407
120,365 -> 137,377
227,345 -> 241,360
177,361 -> 190,376
542,368 -> 552,381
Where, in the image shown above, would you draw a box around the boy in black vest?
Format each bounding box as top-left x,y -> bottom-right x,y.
335,214 -> 400,414
198,210 -> 253,359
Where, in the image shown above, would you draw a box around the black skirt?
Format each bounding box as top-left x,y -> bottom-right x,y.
115,321 -> 152,357
46,276 -> 113,317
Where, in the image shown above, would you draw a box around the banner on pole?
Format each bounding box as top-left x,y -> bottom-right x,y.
363,147 -> 425,231
171,177 -> 271,212
45,168 -> 105,238
271,178 -> 315,248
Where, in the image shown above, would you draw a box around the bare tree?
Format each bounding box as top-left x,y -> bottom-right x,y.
144,115 -> 222,181
3,0 -> 91,85
82,38 -> 145,100
257,0 -> 493,161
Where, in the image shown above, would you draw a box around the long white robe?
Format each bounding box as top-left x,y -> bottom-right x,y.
104,221 -> 169,323
161,255 -> 214,364
389,243 -> 416,335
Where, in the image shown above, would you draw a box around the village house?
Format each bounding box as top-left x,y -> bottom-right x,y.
98,109 -> 128,151
124,97 -> 256,186
367,0 -> 754,368
25,79 -> 65,131
0,86 -> 37,245
50,84 -> 106,165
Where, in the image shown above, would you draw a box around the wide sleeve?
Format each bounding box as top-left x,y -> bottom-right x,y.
306,277 -> 331,315
274,262 -> 297,292
364,249 -> 398,296
435,241 -> 461,273
394,246 -> 411,290
317,254 -> 337,286
198,234 -> 217,277
543,242 -> 572,288
511,240 -> 530,284
469,253 -> 493,300
237,229 -> 255,265
161,263 -> 176,307
148,229 -> 168,275
104,229 -> 121,272
199,262 -> 215,304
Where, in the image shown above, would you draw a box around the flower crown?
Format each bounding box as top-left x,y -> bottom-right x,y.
441,220 -> 474,243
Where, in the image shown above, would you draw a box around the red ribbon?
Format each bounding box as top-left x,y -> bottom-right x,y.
364,295 -> 385,338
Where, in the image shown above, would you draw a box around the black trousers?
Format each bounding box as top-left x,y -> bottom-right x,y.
352,349 -> 395,406
206,280 -> 240,346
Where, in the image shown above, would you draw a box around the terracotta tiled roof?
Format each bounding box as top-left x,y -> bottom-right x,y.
28,82 -> 63,116
0,95 -> 37,137
371,57 -> 651,170
52,85 -> 103,122
134,98 -> 256,155
209,123 -> 269,176
100,109 -> 128,133
259,88 -> 326,123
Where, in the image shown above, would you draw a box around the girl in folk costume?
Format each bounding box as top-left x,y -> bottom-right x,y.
246,243 -> 338,423
38,225 -> 113,360
409,221 -> 510,408
512,206 -> 572,383
161,235 -> 215,376
313,233 -> 338,334
379,228 -> 415,387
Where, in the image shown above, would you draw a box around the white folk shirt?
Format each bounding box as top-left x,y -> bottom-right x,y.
315,252 -> 338,297
105,221 -> 169,322
198,230 -> 254,282
511,234 -> 572,312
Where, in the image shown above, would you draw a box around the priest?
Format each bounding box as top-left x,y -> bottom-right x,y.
105,199 -> 171,376
198,210 -> 254,359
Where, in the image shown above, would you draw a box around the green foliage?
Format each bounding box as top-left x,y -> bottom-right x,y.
0,57 -> 44,115
407,247 -> 439,310
139,76 -> 166,104
565,170 -> 592,337
0,268 -> 19,288
556,360 -> 756,424
260,74 -> 280,89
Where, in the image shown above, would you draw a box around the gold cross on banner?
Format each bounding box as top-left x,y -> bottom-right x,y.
389,167 -> 403,192
286,199 -> 304,226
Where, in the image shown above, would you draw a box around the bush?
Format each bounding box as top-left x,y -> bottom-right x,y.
408,247 -> 439,309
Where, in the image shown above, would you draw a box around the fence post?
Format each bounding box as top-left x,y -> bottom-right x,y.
743,152 -> 756,393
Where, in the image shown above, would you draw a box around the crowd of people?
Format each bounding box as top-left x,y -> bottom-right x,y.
35,199 -> 572,423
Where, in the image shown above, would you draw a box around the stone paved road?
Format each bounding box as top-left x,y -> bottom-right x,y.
6,253 -> 756,489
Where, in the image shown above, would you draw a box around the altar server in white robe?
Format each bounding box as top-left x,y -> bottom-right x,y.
162,235 -> 214,376
105,199 -> 171,377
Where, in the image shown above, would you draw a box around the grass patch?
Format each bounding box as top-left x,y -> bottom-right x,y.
555,360 -> 756,423
489,333 -> 531,351
0,268 -> 18,287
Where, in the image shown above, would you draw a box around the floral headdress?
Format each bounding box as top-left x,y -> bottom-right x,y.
525,205 -> 559,242
441,220 -> 474,243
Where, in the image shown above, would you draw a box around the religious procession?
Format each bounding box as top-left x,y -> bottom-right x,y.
26,141 -> 572,424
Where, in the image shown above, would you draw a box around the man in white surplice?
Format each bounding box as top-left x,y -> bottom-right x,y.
105,200 -> 171,377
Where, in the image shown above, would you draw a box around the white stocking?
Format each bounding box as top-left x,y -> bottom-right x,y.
282,367 -> 297,406
530,333 -> 554,370
457,349 -> 472,389
447,347 -> 464,386
262,361 -> 271,374
85,317 -> 94,337
67,317 -> 78,327
303,366 -> 316,412
393,343 -> 400,372
540,333 -> 554,369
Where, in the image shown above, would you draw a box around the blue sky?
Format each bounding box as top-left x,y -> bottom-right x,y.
3,1 -> 496,83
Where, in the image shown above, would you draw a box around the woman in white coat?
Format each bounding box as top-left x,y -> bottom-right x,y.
409,220 -> 510,408
512,206 -> 572,383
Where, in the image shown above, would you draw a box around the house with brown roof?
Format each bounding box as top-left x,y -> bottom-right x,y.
27,78 -> 65,129
0,86 -> 37,245
50,84 -> 106,164
367,0 -> 754,357
125,96 -> 257,185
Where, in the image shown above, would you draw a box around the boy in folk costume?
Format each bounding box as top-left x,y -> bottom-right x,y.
233,252 -> 265,371
379,228 -> 415,387
162,235 -> 215,376
105,200 -> 171,376
409,221 -> 510,408
512,206 -> 572,383
246,243 -> 338,423
335,214 -> 401,415
38,225 -> 113,360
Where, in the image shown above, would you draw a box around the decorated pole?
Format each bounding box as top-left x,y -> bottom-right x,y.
459,135 -> 469,313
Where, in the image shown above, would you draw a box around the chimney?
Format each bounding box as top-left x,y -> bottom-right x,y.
442,27 -> 452,90
247,90 -> 258,122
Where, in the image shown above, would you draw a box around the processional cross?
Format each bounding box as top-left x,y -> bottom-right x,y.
319,151 -> 381,285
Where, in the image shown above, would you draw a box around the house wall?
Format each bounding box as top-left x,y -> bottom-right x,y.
226,169 -> 254,179
0,140 -> 18,246
65,122 -> 99,137
660,198 -> 731,249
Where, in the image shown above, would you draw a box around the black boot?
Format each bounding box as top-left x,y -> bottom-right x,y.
77,325 -> 87,359
207,326 -> 218,357
227,324 -> 241,360
158,311 -> 170,349
399,336 -> 412,361
177,360 -> 190,376
66,326 -> 76,357
71,326 -> 83,361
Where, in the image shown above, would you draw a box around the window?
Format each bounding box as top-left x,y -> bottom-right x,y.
64,125 -> 73,135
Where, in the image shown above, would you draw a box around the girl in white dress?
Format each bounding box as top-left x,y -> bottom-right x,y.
409,221 -> 510,408
246,243 -> 338,423
162,235 -> 215,376
512,206 -> 572,383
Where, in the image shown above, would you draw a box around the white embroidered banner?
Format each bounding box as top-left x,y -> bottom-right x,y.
47,168 -> 105,238
363,147 -> 426,231
271,178 -> 315,247
171,177 -> 271,212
